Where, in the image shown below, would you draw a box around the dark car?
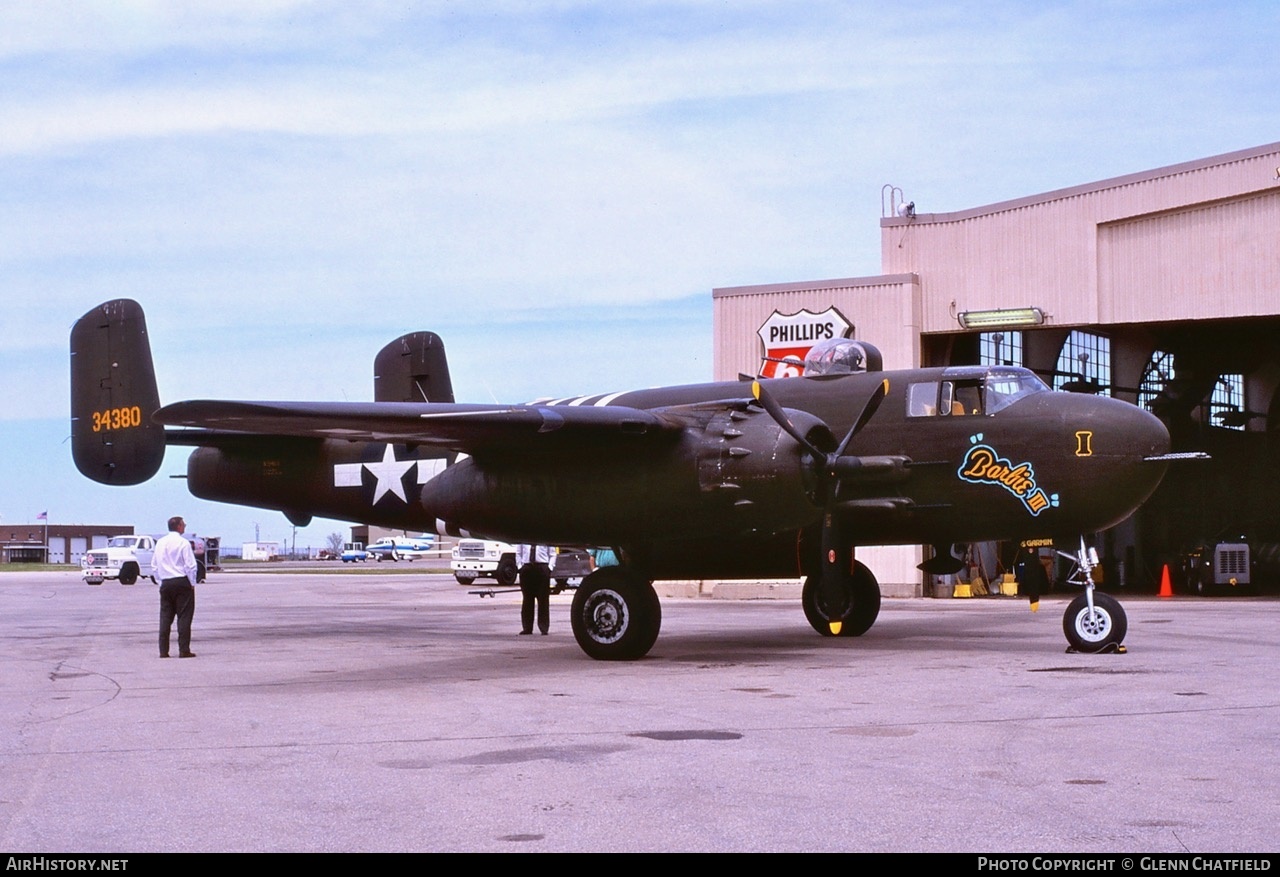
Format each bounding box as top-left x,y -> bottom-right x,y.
550,548 -> 593,593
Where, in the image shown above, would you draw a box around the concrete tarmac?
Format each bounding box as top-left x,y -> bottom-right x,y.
1,568 -> 1276,852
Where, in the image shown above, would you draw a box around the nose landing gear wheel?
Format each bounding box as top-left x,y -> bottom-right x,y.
1063,591 -> 1127,652
570,568 -> 661,660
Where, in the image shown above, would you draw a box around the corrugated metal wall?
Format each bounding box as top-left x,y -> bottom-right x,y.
1098,190 -> 1280,323
713,274 -> 921,380
878,142 -> 1280,333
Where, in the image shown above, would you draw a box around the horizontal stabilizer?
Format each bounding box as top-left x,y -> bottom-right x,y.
70,299 -> 165,484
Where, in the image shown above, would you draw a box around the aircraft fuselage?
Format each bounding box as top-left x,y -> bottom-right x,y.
185,366 -> 1169,581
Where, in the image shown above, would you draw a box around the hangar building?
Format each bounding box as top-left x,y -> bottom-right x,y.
712,141 -> 1280,596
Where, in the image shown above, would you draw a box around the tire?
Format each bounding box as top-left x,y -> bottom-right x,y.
495,557 -> 518,587
118,563 -> 139,586
570,568 -> 661,661
1063,592 -> 1127,652
455,574 -> 476,585
802,560 -> 881,637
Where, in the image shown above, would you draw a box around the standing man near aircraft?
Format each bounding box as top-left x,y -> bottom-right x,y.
152,516 -> 199,658
517,544 -> 552,636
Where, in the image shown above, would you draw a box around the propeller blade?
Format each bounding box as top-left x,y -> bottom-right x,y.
754,377 -> 889,636
751,380 -> 825,459
834,379 -> 888,457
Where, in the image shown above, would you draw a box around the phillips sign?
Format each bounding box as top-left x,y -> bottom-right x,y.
756,307 -> 853,378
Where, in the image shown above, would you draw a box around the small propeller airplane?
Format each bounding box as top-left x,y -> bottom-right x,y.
72,299 -> 1182,660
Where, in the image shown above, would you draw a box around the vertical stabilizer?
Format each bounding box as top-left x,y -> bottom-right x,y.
374,331 -> 454,403
70,299 -> 165,484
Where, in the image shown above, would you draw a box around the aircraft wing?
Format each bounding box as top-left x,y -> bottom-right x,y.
155,399 -> 688,458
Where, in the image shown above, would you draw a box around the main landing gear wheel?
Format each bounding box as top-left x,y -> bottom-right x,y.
1063,591 -> 1127,652
802,560 -> 881,637
570,568 -> 661,661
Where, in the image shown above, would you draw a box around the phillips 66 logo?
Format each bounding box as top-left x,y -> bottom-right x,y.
756,307 -> 853,378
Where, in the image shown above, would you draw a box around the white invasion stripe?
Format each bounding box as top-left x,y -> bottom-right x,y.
333,462 -> 364,487
417,457 -> 448,484
567,395 -> 596,406
437,520 -> 471,539
593,391 -> 628,407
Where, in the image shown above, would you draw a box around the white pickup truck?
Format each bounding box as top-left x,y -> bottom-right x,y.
82,535 -> 157,585
451,539 -> 519,586
450,541 -> 592,591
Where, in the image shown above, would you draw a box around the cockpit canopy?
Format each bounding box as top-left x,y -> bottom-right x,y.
907,367 -> 1048,417
802,339 -> 884,376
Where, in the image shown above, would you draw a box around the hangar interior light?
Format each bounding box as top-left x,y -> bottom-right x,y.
957,307 -> 1046,330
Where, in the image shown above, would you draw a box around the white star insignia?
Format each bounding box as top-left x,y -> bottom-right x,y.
363,444 -> 416,504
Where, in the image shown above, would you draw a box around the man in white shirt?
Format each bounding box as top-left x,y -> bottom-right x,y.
152,515 -> 199,658
516,544 -> 552,636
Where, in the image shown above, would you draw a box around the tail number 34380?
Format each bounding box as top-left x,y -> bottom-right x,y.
90,405 -> 143,432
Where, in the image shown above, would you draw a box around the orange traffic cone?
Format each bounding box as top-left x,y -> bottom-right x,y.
1158,564 -> 1173,598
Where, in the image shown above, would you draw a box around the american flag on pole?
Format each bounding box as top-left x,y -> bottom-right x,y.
36,511 -> 47,520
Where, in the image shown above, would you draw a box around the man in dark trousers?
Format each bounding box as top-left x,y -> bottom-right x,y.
151,515 -> 199,658
517,544 -> 552,635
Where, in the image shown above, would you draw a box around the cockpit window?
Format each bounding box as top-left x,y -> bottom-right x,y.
908,380 -> 981,416
907,381 -> 940,417
909,368 -> 1046,418
984,368 -> 1048,414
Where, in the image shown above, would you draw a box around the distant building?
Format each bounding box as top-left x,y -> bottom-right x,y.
241,541 -> 281,561
2,524 -> 134,564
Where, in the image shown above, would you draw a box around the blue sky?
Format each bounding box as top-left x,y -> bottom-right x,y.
2,1 -> 1276,550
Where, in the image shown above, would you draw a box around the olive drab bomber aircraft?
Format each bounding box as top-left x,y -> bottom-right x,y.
72,299 -> 1184,661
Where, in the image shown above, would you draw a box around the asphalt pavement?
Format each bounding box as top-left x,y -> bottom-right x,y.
1,568 -> 1276,852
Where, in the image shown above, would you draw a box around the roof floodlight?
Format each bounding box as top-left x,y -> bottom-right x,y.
957,307 -> 1046,330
